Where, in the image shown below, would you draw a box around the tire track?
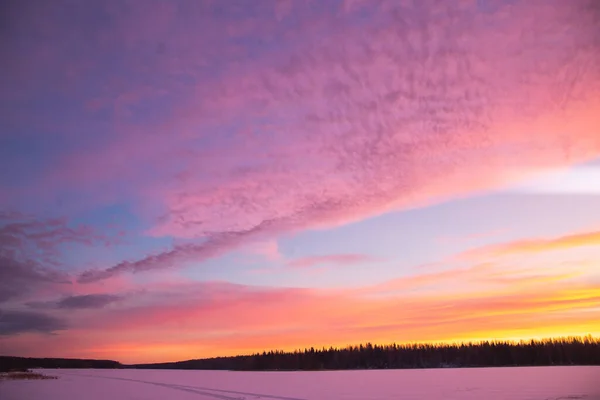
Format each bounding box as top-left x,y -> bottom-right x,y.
58,371 -> 308,400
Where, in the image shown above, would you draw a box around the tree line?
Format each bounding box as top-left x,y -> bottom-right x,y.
133,335 -> 600,371
0,356 -> 122,372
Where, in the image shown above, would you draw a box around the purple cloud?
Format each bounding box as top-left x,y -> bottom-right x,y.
28,294 -> 123,310
0,213 -> 122,298
0,310 -> 67,335
0,255 -> 70,303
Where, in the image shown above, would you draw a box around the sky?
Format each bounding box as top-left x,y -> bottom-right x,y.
1,0 -> 599,364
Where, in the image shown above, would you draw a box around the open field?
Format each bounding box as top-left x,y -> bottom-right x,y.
1,366 -> 599,400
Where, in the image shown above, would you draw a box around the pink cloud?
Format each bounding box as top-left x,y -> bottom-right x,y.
359,262 -> 585,298
435,228 -> 511,245
85,260 -> 597,336
459,229 -> 600,260
244,239 -> 282,262
287,253 -> 377,268
4,1 -> 600,281
104,2 -> 600,278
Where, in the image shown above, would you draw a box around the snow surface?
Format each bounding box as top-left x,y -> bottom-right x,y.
1,366 -> 598,400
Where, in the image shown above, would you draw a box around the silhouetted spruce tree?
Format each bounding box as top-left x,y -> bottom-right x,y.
129,336 -> 600,371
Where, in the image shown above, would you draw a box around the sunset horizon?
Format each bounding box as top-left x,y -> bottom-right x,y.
13,334 -> 600,366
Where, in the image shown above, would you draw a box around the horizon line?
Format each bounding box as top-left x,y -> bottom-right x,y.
3,334 -> 598,365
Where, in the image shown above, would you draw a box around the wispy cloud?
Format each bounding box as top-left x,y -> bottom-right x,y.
2,238 -> 599,362
357,261 -> 585,297
28,294 -> 123,310
78,220 -> 287,282
287,254 -> 377,268
461,229 -> 600,259
0,310 -> 67,335
0,212 -> 118,265
14,266 -> 598,362
0,255 -> 70,303
510,166 -> 600,194
0,213 -> 122,298
245,239 -> 283,262
2,1 -> 599,281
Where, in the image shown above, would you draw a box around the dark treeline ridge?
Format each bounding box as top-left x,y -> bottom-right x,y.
0,356 -> 122,372
132,336 -> 600,371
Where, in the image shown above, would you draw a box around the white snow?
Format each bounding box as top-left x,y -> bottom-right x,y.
1,366 -> 598,400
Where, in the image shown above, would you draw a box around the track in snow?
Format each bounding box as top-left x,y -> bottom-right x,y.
58,371 -> 308,400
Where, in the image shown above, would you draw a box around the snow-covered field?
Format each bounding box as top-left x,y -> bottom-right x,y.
1,366 -> 598,400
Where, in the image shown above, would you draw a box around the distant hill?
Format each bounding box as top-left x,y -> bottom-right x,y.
130,336 -> 600,371
0,356 -> 122,372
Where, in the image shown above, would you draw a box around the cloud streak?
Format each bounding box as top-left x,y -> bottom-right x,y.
28,294 -> 123,310
0,212 -> 116,265
0,255 -> 70,303
511,166 -> 600,194
2,230 -> 600,362
287,254 -> 377,268
11,262 -> 599,362
461,229 -> 600,259
57,294 -> 122,309
0,213 -> 122,299
0,310 -> 66,335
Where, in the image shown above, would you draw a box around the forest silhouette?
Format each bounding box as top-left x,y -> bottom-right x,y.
3,336 -> 598,372
133,335 -> 600,371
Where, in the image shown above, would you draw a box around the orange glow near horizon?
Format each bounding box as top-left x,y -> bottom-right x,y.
3,241 -> 599,364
